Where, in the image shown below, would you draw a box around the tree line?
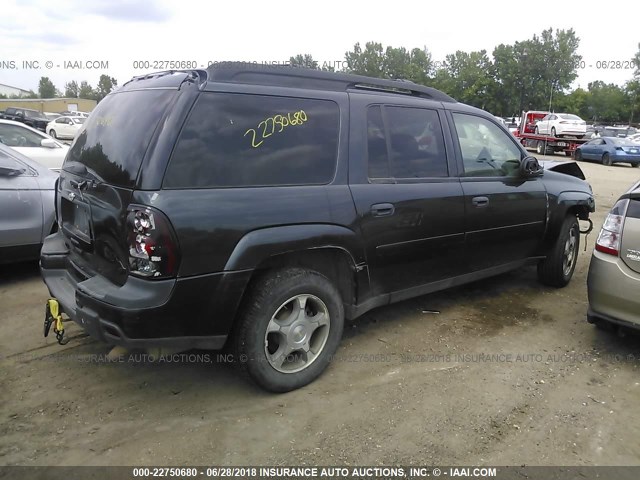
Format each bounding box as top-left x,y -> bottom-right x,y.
0,74 -> 118,103
290,29 -> 640,124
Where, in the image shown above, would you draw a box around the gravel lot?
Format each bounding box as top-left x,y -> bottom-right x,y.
1,157 -> 639,467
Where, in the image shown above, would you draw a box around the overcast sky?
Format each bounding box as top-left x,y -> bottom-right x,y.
1,0 -> 638,96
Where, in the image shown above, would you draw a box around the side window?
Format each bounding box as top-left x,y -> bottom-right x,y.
366,106 -> 389,179
452,113 -> 522,177
0,124 -> 44,147
164,93 -> 339,188
366,105 -> 448,179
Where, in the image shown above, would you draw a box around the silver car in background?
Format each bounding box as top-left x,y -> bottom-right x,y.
588,178 -> 640,332
0,143 -> 58,264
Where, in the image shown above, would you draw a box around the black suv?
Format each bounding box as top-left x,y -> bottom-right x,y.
40,65 -> 595,392
1,107 -> 49,131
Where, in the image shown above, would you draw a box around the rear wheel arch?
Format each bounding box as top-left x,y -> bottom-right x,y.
242,247 -> 359,317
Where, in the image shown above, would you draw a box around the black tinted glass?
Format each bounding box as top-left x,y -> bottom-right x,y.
65,90 -> 176,187
367,106 -> 447,179
367,106 -> 389,179
385,106 -> 448,178
164,93 -> 339,188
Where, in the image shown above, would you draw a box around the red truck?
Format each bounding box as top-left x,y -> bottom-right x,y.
514,110 -> 589,157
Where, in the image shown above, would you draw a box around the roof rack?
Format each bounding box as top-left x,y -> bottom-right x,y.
205,62 -> 456,103
123,70 -> 207,89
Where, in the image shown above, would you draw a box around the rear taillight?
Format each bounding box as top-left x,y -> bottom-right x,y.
595,199 -> 629,256
126,205 -> 179,279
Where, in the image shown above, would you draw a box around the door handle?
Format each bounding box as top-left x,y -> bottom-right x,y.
371,203 -> 395,217
472,196 -> 489,208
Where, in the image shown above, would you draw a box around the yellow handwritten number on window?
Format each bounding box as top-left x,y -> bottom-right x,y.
244,110 -> 308,148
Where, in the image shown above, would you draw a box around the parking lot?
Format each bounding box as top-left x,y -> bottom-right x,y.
1,158 -> 639,467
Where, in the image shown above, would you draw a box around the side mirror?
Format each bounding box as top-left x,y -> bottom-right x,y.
520,156 -> 543,177
41,138 -> 58,148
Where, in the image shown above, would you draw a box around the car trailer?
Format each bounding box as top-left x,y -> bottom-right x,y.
515,132 -> 589,157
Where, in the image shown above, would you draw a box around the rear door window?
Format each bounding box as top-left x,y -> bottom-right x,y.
163,93 -> 340,188
367,105 -> 448,180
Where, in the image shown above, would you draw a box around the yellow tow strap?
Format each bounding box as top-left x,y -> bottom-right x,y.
46,298 -> 68,344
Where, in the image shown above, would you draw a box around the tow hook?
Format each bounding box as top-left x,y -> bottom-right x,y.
44,299 -> 69,345
580,219 -> 594,251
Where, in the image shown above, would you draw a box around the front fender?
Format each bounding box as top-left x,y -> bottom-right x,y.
539,190 -> 595,254
224,224 -> 364,271
555,190 -> 596,219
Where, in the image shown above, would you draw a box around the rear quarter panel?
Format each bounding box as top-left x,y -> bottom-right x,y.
134,185 -> 361,277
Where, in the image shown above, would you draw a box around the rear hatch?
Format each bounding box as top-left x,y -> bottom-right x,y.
58,84 -> 181,285
621,198 -> 640,274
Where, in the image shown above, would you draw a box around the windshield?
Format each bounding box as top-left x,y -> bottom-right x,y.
64,89 -> 176,187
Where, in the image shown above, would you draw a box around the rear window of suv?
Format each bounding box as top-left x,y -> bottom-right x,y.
64,90 -> 176,187
163,93 -> 339,188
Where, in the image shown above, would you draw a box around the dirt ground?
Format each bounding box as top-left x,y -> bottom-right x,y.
1,157 -> 639,468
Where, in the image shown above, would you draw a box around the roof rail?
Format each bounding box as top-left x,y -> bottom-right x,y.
205,62 -> 456,103
123,69 -> 207,88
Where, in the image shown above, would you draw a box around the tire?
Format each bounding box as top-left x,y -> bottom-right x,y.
574,149 -> 582,161
551,127 -> 557,137
632,162 -> 640,168
534,126 -> 539,135
536,141 -> 544,155
576,135 -> 584,139
49,130 -> 57,139
537,215 -> 580,288
602,153 -> 612,166
234,268 -> 344,392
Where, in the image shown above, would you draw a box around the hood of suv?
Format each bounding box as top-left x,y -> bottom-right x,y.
538,160 -> 586,180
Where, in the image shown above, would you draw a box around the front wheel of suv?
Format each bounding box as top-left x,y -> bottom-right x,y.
234,268 -> 344,392
537,215 -> 580,288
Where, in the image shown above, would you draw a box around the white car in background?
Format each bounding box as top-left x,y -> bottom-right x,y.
0,119 -> 68,171
46,116 -> 86,140
61,110 -> 90,118
627,133 -> 640,144
44,112 -> 61,121
534,113 -> 587,138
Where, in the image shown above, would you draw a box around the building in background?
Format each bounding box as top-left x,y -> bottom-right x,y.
0,82 -> 32,97
0,97 -> 97,113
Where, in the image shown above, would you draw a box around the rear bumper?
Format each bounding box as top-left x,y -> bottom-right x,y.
611,153 -> 640,164
40,232 -> 252,350
587,250 -> 640,328
557,129 -> 586,136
